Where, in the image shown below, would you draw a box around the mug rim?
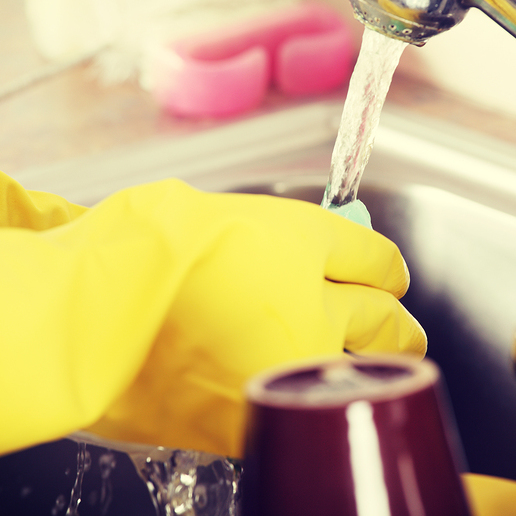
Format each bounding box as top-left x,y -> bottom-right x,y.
245,355 -> 439,409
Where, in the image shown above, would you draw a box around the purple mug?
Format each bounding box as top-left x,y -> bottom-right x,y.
241,355 -> 473,516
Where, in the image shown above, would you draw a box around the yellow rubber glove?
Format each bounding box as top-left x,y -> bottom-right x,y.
0,171 -> 425,459
463,473 -> 516,516
0,172 -> 87,229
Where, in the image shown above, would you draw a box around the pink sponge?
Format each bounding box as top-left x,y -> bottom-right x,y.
149,3 -> 356,118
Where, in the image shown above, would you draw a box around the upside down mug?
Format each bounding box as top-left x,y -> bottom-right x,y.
241,355 -> 473,516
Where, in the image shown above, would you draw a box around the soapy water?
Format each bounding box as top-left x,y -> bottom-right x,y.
321,28 -> 408,209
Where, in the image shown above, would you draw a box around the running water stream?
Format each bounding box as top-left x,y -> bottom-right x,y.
66,442 -> 90,516
321,28 -> 408,209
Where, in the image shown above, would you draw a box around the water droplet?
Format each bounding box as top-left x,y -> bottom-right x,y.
172,484 -> 189,506
51,494 -> 67,515
83,450 -> 92,472
99,452 -> 116,480
179,473 -> 194,487
193,484 -> 208,509
98,452 -> 116,514
20,486 -> 32,498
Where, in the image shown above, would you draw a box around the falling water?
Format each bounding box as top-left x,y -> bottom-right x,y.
129,447 -> 240,516
58,440 -> 117,516
66,442 -> 91,516
65,433 -> 241,516
321,29 -> 408,209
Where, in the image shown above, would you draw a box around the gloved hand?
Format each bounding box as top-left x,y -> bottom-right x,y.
0,171 -> 425,459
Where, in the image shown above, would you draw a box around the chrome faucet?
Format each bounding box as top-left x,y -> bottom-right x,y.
349,0 -> 516,45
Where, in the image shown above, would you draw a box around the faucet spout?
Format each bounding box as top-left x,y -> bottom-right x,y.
463,0 -> 516,35
349,0 -> 516,44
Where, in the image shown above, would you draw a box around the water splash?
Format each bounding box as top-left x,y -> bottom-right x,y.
68,432 -> 242,515
129,447 -> 241,516
321,28 -> 408,209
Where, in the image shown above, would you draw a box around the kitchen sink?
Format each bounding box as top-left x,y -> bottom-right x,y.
2,103 -> 516,514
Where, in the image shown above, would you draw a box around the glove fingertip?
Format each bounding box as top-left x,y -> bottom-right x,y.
391,254 -> 411,299
401,310 -> 428,358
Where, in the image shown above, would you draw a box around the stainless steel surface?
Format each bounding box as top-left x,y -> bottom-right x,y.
349,0 -> 516,45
